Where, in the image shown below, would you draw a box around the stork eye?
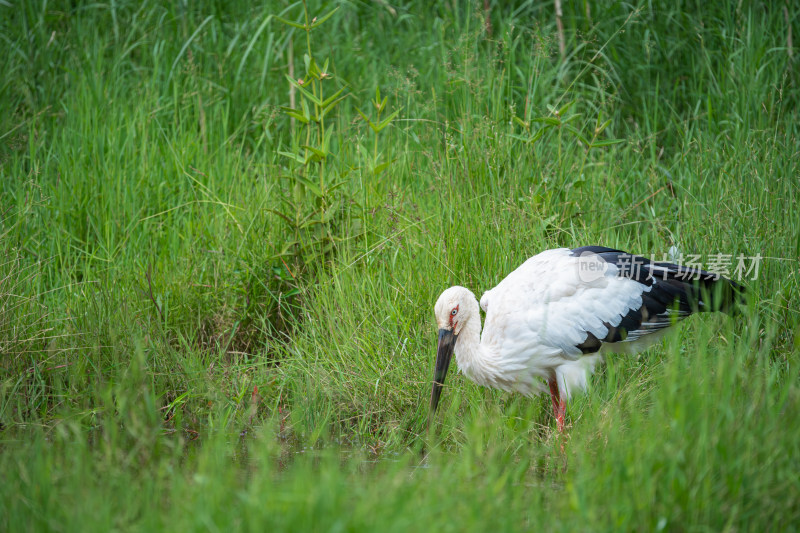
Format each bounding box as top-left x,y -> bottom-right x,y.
451,308 -> 458,316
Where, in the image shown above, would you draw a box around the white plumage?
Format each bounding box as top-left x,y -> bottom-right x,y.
429,246 -> 743,431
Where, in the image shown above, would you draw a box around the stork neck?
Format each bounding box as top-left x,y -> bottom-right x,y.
454,311 -> 502,388
456,312 -> 482,351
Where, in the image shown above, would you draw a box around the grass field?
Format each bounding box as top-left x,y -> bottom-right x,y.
2,0 -> 799,530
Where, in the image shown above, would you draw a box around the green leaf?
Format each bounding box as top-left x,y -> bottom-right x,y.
268,208 -> 295,225
356,108 -> 379,133
507,133 -> 529,142
278,150 -> 306,164
310,7 -> 339,28
327,179 -> 347,192
375,109 -> 401,132
512,116 -> 529,129
286,111 -> 310,124
557,101 -> 574,116
529,128 -> 546,143
300,219 -> 319,229
283,288 -> 303,298
285,74 -> 322,106
533,117 -> 560,126
509,127 -> 547,144
301,144 -> 327,158
322,93 -> 347,116
590,139 -> 626,148
274,15 -> 305,29
297,176 -> 323,197
373,158 -> 397,175
596,118 -> 612,135
281,106 -> 310,124
321,86 -> 346,108
307,56 -> 320,79
277,241 -> 298,256
563,125 -> 589,145
322,125 -> 335,152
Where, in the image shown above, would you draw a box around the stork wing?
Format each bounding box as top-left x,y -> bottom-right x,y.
483,247 -> 743,360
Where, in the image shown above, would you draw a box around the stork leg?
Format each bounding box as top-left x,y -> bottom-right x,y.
548,378 -> 566,432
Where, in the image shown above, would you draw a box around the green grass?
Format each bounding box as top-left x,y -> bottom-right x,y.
1,0 -> 799,530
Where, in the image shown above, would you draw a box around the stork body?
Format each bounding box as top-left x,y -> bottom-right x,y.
431,246 -> 743,431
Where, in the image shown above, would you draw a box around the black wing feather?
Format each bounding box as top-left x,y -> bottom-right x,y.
571,246 -> 744,353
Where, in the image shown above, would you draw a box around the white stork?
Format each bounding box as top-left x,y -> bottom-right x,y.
430,246 -> 744,432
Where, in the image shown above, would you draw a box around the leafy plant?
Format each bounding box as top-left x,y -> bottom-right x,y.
272,3 -> 403,272
511,102 -> 623,151
510,101 -> 625,199
274,1 -> 349,265
357,86 -> 402,179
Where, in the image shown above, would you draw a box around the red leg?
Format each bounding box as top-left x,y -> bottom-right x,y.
548,378 -> 566,433
548,378 -> 559,415
556,395 -> 566,433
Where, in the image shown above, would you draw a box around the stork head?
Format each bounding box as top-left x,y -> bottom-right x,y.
430,286 -> 477,421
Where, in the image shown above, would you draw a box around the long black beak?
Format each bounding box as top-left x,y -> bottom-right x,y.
429,328 -> 457,424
